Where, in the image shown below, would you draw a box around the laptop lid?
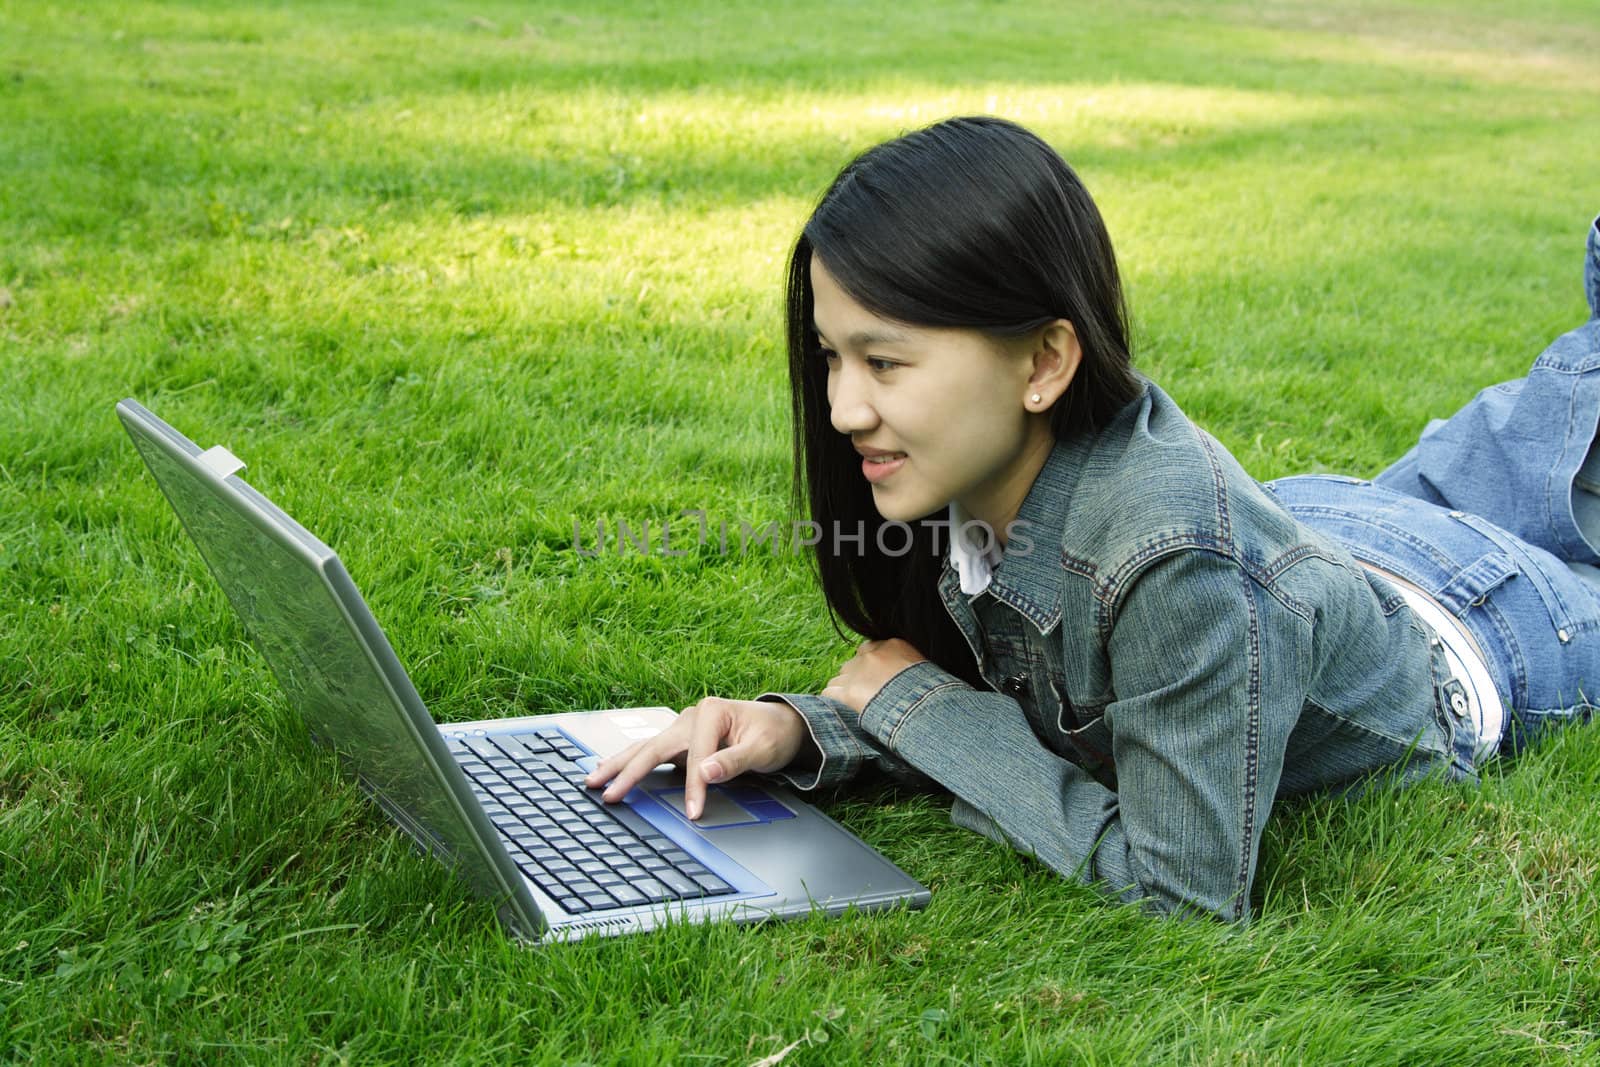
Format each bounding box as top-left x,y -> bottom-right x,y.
115,399 -> 548,940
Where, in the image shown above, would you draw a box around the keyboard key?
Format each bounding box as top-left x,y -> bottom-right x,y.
608,885 -> 647,907
655,869 -> 703,898
635,876 -> 674,902
463,736 -> 503,761
509,732 -> 554,754
691,871 -> 733,895
490,736 -> 534,760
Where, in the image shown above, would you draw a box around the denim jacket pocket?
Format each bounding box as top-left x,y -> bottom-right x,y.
1048,675 -> 1118,791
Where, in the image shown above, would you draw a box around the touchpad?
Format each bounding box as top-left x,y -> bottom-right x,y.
650,785 -> 795,829
653,786 -> 761,828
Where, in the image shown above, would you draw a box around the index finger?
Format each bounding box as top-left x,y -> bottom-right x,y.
593,719 -> 692,802
585,738 -> 647,788
682,700 -> 730,822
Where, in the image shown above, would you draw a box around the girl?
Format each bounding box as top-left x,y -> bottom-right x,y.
588,116 -> 1600,922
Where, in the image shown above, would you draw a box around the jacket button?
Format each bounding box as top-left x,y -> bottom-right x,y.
1001,675 -> 1028,698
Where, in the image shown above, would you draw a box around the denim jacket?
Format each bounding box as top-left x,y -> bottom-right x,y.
763,382 -> 1467,922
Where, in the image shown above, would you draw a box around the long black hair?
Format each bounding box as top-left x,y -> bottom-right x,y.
786,116 -> 1142,686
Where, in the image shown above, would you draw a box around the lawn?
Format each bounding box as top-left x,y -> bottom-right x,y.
3,0 -> 1599,1062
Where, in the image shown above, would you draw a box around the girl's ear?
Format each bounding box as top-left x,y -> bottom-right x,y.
1026,320 -> 1083,409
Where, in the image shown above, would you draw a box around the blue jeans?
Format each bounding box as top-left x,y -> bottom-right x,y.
1269,214 -> 1600,763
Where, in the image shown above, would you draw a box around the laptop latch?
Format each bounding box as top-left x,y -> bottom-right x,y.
198,445 -> 246,479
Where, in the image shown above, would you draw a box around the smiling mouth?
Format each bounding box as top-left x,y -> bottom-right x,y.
860,452 -> 907,484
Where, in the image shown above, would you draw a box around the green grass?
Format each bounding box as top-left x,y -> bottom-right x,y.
4,0 -> 1600,1061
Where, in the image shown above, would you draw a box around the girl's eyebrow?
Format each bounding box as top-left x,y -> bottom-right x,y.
813,323 -> 911,347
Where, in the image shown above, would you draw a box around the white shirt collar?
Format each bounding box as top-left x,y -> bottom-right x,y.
947,500 -> 1003,595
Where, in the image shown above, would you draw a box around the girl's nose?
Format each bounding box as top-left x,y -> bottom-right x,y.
827,365 -> 878,435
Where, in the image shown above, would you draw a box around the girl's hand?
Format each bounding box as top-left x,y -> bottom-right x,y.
585,697 -> 808,821
822,638 -> 927,716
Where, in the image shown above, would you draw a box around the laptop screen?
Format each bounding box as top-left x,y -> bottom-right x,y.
118,401 -> 535,931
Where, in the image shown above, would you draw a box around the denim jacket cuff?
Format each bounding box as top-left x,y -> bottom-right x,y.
756,692 -> 864,792
860,660 -> 973,747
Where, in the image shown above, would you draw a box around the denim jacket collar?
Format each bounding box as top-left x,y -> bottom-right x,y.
938,429 -> 1098,635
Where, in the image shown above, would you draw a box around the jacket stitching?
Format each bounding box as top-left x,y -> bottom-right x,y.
1197,431 -> 1233,544
1060,551 -> 1098,581
1235,567 -> 1262,922
884,679 -> 971,749
825,699 -> 866,769
1092,535 -> 1232,636
1256,542 -> 1341,584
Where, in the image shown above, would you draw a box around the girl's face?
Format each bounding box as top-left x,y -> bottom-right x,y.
811,257 -> 1057,535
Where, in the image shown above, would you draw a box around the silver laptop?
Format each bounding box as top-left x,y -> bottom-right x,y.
117,399 -> 929,943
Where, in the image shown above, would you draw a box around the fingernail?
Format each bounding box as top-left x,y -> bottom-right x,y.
688,799 -> 701,819
701,760 -> 722,783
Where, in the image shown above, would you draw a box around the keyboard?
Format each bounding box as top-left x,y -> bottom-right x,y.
445,727 -> 737,914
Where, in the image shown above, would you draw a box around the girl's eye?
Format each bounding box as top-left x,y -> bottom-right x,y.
817,346 -> 839,363
867,357 -> 898,372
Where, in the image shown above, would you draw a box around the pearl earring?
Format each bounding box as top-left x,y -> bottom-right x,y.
1030,393 -> 1042,404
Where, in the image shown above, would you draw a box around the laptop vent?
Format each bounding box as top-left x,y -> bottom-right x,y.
565,916 -> 636,934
